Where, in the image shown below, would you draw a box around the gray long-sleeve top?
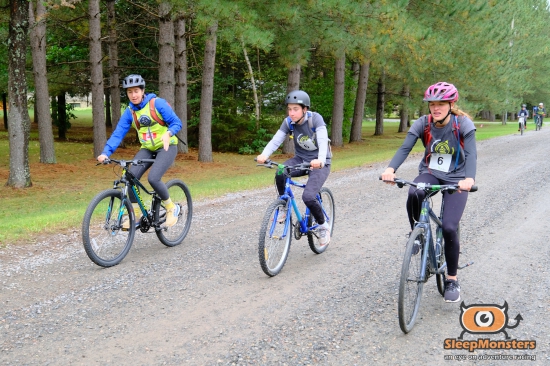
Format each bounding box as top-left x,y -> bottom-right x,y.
388,114 -> 477,182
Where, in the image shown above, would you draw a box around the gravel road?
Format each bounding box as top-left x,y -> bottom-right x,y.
1,128 -> 549,365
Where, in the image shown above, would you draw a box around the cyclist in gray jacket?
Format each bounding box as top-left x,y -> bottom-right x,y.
256,90 -> 332,245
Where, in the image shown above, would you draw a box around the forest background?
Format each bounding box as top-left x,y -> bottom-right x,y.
0,0 -> 548,241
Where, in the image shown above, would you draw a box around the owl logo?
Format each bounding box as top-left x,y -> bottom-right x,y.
459,301 -> 523,339
432,139 -> 455,154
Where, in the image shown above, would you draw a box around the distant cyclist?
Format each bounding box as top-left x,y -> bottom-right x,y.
256,90 -> 332,246
518,104 -> 529,131
381,82 -> 477,303
535,102 -> 546,128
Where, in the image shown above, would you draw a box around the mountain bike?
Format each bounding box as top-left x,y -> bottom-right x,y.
82,158 -> 192,267
382,178 -> 477,334
519,116 -> 526,135
535,114 -> 543,131
256,160 -> 335,277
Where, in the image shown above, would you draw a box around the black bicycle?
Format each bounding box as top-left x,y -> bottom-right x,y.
382,178 -> 477,333
82,158 -> 192,267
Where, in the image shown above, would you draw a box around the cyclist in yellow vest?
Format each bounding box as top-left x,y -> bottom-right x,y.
97,74 -> 182,228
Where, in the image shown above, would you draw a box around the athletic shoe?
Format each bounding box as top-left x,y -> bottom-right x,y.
444,279 -> 461,303
276,207 -> 287,223
318,221 -> 331,246
412,239 -> 421,255
164,204 -> 180,227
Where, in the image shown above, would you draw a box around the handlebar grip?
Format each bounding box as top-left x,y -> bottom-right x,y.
469,186 -> 478,192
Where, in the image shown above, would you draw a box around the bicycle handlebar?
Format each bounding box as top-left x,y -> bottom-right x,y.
379,176 -> 478,193
98,158 -> 157,167
254,158 -> 311,171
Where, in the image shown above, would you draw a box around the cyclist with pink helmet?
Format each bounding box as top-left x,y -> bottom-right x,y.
381,81 -> 477,303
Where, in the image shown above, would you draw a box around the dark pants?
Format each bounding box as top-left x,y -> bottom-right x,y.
129,145 -> 177,201
406,173 -> 468,276
275,156 -> 331,225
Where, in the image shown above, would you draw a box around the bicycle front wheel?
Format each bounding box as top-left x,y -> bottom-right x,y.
155,179 -> 193,247
308,187 -> 335,254
398,226 -> 426,334
258,199 -> 292,277
82,189 -> 135,267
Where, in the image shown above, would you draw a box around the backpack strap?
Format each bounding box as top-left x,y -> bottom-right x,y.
149,98 -> 165,126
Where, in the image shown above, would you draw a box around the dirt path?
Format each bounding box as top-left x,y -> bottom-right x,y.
1,128 -> 549,365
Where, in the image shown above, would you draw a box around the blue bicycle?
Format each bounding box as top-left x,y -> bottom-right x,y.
256,160 -> 335,276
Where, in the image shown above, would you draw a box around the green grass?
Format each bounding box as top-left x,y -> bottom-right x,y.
0,118 -> 521,245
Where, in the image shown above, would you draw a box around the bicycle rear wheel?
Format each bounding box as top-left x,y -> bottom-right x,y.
82,189 -> 135,267
398,226 -> 426,334
308,187 -> 335,254
155,179 -> 193,247
258,199 -> 292,277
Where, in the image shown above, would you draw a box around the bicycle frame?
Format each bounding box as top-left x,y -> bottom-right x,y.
415,198 -> 446,283
110,160 -> 161,229
278,176 -> 318,236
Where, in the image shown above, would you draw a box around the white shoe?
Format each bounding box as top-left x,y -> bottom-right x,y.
318,221 -> 331,246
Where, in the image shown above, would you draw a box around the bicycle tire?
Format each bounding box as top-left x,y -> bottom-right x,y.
398,226 -> 426,334
155,179 -> 193,247
82,189 -> 135,267
308,187 -> 335,254
521,124 -> 524,135
258,199 -> 292,276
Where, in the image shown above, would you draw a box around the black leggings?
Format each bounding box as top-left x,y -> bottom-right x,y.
129,145 -> 177,202
275,156 -> 330,225
406,173 -> 468,277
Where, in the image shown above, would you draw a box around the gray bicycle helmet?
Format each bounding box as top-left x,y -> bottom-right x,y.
122,74 -> 145,89
522,104 -> 526,107
285,90 -> 310,108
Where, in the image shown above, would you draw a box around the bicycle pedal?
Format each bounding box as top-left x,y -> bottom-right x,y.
458,261 -> 474,270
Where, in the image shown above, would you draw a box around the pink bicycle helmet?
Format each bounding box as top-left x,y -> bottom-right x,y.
423,82 -> 459,102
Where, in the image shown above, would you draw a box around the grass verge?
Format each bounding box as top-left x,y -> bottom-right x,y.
0,118 -> 523,245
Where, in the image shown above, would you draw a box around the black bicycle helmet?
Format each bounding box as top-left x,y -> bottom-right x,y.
122,74 -> 145,89
285,90 -> 310,108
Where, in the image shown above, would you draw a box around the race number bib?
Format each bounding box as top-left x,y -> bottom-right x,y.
429,153 -> 452,172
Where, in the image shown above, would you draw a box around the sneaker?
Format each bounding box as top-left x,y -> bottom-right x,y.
276,207 -> 287,223
318,221 -> 331,246
444,279 -> 461,303
164,204 -> 180,227
411,239 -> 421,255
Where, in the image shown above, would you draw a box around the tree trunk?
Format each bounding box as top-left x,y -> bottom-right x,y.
106,0 -> 122,147
51,95 -> 57,131
398,84 -> 410,133
89,0 -> 106,158
105,89 -> 112,127
29,0 -> 55,163
242,41 -> 260,129
174,14 -> 188,153
331,56 -> 345,147
374,69 -> 385,136
158,2 -> 175,105
57,93 -> 67,140
7,0 -> 32,187
350,61 -> 370,142
198,21 -> 218,162
2,93 -> 7,130
283,64 -> 300,154
502,111 -> 507,125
